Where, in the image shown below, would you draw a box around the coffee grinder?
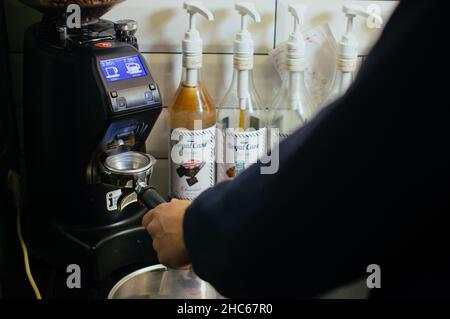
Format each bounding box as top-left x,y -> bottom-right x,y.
21,0 -> 165,298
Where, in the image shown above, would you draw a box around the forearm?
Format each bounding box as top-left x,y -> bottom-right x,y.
183,106 -> 390,298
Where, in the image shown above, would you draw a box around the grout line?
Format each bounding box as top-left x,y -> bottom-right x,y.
9,51 -> 269,56
273,0 -> 278,49
10,52 -> 364,58
13,104 -> 169,108
142,51 -> 269,56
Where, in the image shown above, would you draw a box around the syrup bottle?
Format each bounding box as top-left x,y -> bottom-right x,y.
216,2 -> 267,181
169,1 -> 216,200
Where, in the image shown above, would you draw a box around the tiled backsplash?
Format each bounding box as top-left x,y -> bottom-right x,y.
4,0 -> 398,53
5,0 -> 398,197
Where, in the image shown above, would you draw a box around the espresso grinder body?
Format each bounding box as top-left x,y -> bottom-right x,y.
22,5 -> 163,297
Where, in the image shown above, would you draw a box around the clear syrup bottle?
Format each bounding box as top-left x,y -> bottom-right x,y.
216,2 -> 267,181
325,4 -> 372,104
169,2 -> 216,200
268,4 -> 316,145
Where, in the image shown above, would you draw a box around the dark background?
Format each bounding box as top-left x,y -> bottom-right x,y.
0,3 -> 32,298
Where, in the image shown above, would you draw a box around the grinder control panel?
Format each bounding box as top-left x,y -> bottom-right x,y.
95,45 -> 162,113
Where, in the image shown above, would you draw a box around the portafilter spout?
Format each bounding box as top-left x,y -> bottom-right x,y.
103,151 -> 166,210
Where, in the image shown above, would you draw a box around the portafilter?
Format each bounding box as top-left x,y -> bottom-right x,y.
103,151 -> 166,210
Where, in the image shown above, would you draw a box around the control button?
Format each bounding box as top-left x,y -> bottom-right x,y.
95,42 -> 112,48
110,91 -> 118,98
117,97 -> 127,109
144,91 -> 154,101
149,84 -> 156,91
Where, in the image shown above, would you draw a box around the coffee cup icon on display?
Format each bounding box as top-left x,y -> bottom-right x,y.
125,62 -> 142,75
106,66 -> 120,79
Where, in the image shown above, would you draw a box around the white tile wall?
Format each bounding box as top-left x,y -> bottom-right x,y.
145,53 -> 278,108
4,0 -> 397,53
276,0 -> 398,55
103,0 -> 276,53
4,0 -> 398,298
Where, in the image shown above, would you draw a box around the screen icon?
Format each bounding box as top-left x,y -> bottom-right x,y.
125,62 -> 142,75
105,66 -> 120,79
100,56 -> 147,83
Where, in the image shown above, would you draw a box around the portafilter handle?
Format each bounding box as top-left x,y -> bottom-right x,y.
136,183 -> 167,209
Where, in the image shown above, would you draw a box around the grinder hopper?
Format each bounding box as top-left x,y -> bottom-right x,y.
20,0 -> 126,23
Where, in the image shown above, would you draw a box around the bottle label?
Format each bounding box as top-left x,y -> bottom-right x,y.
183,54 -> 202,69
279,132 -> 290,139
268,126 -> 289,151
337,57 -> 357,72
286,57 -> 305,72
268,117 -> 292,146
217,128 -> 267,182
233,55 -> 254,70
170,126 -> 216,200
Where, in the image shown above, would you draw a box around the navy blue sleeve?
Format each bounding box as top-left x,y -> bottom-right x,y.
183,0 -> 449,298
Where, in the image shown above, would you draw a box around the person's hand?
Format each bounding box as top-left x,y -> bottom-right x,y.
142,199 -> 192,269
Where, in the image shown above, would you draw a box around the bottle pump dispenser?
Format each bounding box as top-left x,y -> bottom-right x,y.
268,4 -> 316,142
169,1 -> 216,200
326,4 -> 372,103
183,1 -> 214,86
235,2 -> 261,121
217,2 -> 266,181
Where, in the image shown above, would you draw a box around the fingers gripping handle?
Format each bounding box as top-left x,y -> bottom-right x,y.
138,186 -> 166,209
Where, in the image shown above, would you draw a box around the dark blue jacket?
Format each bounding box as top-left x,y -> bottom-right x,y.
184,0 -> 449,298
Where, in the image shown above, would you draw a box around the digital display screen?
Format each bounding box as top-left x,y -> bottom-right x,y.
99,55 -> 147,83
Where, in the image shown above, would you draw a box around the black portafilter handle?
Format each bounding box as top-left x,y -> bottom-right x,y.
137,185 -> 166,209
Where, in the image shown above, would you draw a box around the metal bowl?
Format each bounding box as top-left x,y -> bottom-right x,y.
105,151 -> 155,175
108,264 -> 224,299
103,151 -> 156,188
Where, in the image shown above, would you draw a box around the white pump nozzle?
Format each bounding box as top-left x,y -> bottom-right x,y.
234,2 -> 261,109
343,4 -> 371,21
286,4 -> 307,73
288,4 -> 306,33
182,1 -> 214,86
236,2 -> 261,29
335,4 -> 369,96
286,5 -> 308,111
233,2 -> 261,68
184,1 -> 214,25
337,4 -> 370,71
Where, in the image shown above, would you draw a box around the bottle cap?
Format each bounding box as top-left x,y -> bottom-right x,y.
183,1 -> 214,70
234,2 -> 261,70
337,5 -> 370,71
286,4 -> 307,72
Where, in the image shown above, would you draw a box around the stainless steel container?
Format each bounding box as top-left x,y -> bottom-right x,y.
103,151 -> 156,188
108,264 -> 224,299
